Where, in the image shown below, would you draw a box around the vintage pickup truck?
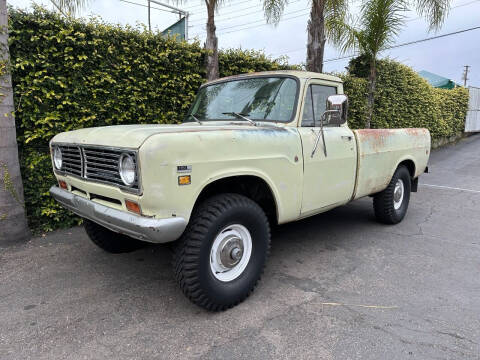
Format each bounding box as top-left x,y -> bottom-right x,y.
50,70 -> 430,311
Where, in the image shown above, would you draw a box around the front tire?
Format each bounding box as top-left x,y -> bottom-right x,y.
373,165 -> 412,224
173,193 -> 270,311
84,220 -> 147,253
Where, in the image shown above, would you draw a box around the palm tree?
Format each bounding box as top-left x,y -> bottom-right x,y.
264,0 -> 348,73
305,0 -> 349,72
0,0 -> 30,244
331,0 -> 404,128
0,0 -> 89,244
330,0 -> 449,128
171,0 -> 225,81
203,0 -> 223,81
264,0 -> 448,74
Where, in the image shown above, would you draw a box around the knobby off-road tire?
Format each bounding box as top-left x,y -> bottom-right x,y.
173,193 -> 271,311
84,219 -> 147,253
373,165 -> 412,224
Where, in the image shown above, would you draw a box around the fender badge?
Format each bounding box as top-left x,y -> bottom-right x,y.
177,165 -> 192,173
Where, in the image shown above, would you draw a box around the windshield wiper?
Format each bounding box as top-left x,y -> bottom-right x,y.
186,114 -> 202,125
222,112 -> 256,126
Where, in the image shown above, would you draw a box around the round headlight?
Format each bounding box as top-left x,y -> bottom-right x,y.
53,147 -> 62,170
119,154 -> 136,186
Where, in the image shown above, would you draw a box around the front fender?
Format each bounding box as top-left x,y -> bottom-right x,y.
137,126 -> 304,224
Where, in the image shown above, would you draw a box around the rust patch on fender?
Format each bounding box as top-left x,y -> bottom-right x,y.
405,128 -> 429,148
355,129 -> 396,152
404,128 -> 427,136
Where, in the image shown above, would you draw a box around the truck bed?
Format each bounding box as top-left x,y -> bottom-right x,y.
353,128 -> 431,199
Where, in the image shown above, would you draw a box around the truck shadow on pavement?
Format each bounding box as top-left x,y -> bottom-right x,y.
20,197 -> 380,315
89,197 -> 378,277
131,197 -> 377,269
87,197 -> 379,307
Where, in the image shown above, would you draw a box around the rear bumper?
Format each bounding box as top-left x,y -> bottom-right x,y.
50,186 -> 187,243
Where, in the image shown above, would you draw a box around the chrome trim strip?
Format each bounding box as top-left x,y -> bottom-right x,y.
50,186 -> 186,244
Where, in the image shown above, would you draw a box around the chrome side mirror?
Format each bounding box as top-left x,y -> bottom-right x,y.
325,94 -> 348,125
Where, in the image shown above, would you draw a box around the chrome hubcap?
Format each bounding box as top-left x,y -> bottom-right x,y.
210,224 -> 252,282
393,179 -> 404,210
219,238 -> 244,268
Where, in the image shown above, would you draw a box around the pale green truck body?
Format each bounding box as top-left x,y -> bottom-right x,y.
50,70 -> 430,243
49,70 -> 431,310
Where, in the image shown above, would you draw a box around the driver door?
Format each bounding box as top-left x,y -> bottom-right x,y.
299,82 -> 357,215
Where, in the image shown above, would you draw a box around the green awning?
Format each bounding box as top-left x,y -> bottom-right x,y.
161,17 -> 186,41
418,70 -> 458,89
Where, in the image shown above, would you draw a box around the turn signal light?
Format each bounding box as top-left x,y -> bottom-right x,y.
178,175 -> 191,186
125,200 -> 141,215
58,180 -> 67,190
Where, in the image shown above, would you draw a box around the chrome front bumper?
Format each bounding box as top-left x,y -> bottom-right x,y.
50,186 -> 187,243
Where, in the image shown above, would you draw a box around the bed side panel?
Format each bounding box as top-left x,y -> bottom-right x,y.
353,128 -> 430,199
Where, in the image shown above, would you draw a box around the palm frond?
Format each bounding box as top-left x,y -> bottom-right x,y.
263,0 -> 289,25
324,0 -> 349,22
328,0 -> 408,61
49,0 -> 91,17
361,0 -> 406,55
327,15 -> 362,55
324,0 -> 349,39
413,0 -> 449,30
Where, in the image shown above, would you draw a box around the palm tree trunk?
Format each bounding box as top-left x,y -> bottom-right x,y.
366,59 -> 376,129
0,0 -> 30,244
306,0 -> 326,73
205,0 -> 219,81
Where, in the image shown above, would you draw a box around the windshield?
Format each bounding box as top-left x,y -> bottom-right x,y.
184,76 -> 298,123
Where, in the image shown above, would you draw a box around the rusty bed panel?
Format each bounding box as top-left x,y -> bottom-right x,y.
353,128 -> 431,199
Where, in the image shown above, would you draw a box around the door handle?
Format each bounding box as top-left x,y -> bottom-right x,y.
341,136 -> 353,141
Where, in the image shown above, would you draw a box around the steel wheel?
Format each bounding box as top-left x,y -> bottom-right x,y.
210,224 -> 253,282
393,179 -> 405,210
173,193 -> 270,311
373,165 -> 412,225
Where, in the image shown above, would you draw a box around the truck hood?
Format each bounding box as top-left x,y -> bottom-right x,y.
51,122 -> 287,149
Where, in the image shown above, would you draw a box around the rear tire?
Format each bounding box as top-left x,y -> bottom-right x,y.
373,165 -> 411,224
84,220 -> 147,253
173,193 -> 270,311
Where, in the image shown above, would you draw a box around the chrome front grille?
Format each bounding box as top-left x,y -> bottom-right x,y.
53,144 -> 140,193
83,147 -> 137,188
57,145 -> 82,177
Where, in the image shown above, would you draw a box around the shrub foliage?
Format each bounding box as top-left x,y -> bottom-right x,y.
343,59 -> 469,138
8,9 -> 469,233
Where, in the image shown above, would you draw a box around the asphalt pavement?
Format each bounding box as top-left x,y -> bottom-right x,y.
1,134 -> 479,360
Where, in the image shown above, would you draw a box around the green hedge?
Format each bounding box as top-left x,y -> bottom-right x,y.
8,7 -> 293,232
342,59 -> 469,139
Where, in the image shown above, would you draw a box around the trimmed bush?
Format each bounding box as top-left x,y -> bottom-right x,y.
8,7 -> 293,232
342,59 -> 469,139
341,75 -> 368,130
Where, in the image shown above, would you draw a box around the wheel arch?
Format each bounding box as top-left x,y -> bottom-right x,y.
393,157 -> 418,192
396,158 -> 416,178
193,173 -> 280,225
390,155 -> 417,180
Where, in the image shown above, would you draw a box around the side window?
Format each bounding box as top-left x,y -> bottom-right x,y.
301,84 -> 337,127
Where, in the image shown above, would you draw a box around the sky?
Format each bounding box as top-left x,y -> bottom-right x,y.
8,0 -> 480,86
